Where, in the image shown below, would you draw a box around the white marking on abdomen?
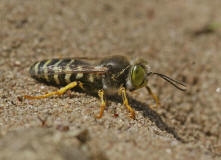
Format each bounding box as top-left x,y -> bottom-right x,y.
43,60 -> 52,82
76,73 -> 84,79
65,60 -> 75,83
34,62 -> 40,76
53,60 -> 62,85
88,74 -> 94,83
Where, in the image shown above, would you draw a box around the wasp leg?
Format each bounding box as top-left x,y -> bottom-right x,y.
24,81 -> 78,99
145,86 -> 160,109
95,89 -> 106,119
78,82 -> 84,90
119,87 -> 135,119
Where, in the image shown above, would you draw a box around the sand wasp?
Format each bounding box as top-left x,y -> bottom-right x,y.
24,55 -> 186,119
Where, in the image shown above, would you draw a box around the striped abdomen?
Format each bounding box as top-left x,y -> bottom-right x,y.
29,58 -> 103,90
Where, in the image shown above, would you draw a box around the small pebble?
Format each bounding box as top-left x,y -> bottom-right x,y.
216,88 -> 220,93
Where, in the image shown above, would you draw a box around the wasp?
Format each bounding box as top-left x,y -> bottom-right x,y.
24,55 -> 186,119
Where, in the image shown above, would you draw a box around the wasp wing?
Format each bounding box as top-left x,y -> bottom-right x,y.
46,63 -> 108,75
69,57 -> 101,60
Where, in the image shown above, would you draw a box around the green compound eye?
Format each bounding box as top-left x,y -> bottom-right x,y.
131,65 -> 146,88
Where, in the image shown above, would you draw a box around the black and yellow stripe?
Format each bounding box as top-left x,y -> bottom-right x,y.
29,58 -> 103,92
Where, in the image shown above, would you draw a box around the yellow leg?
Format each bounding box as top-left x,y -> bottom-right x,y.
24,81 -> 78,99
78,82 -> 84,90
145,86 -> 160,109
119,87 -> 135,119
95,89 -> 106,119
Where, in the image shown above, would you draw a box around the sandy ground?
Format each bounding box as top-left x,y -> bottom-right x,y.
0,0 -> 221,159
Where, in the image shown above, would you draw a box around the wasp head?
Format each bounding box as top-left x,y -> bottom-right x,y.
126,59 -> 186,92
126,59 -> 150,91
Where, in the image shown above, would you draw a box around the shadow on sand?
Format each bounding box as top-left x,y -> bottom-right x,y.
109,95 -> 185,143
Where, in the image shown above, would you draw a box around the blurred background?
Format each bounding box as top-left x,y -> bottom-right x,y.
0,0 -> 221,159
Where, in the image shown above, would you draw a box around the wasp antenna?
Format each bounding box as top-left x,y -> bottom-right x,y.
152,72 -> 187,91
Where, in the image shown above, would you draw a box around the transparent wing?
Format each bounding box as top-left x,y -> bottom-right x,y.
68,57 -> 101,60
46,63 -> 108,75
